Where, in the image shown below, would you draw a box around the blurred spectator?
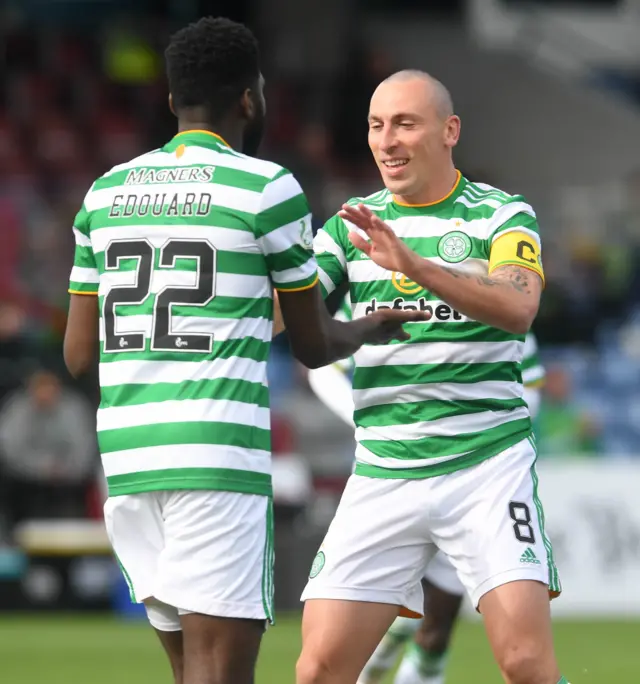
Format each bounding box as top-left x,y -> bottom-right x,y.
536,366 -> 602,459
0,368 -> 97,528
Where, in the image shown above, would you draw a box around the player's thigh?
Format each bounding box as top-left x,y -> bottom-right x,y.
298,599 -> 399,684
155,490 -> 274,623
302,475 -> 435,619
181,613 -> 264,684
432,438 -> 560,610
479,580 -> 559,683
103,492 -> 165,605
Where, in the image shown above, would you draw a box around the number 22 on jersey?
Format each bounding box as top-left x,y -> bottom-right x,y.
102,238 -> 216,354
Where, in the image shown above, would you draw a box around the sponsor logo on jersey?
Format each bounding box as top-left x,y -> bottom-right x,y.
365,297 -> 465,321
125,166 -> 215,185
391,272 -> 422,294
437,230 -> 472,263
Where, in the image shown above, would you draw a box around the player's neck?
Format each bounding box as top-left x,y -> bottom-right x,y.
177,119 -> 242,150
393,164 -> 459,207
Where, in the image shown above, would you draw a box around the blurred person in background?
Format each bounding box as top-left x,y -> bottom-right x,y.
0,367 -> 96,528
536,366 -> 601,459
283,70 -> 570,684
63,16 -> 423,684
308,294 -> 547,684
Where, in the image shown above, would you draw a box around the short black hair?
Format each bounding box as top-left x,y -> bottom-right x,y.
165,17 -> 260,121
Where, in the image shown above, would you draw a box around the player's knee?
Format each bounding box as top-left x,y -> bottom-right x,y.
496,643 -> 554,684
296,652 -> 333,684
415,620 -> 452,654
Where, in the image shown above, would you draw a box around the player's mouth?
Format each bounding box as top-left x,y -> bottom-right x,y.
381,159 -> 409,177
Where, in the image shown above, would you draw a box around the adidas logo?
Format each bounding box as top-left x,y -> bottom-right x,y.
520,548 -> 541,565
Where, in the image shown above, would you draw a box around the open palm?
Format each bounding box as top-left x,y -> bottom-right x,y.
340,203 -> 416,274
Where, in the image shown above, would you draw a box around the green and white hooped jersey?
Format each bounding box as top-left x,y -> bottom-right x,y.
314,172 -> 543,479
69,130 -> 318,497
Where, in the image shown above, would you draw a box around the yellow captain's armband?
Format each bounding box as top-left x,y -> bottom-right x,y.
488,231 -> 544,283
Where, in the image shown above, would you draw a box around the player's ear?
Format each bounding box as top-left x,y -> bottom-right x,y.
444,114 -> 461,148
240,88 -> 255,122
168,93 -> 177,117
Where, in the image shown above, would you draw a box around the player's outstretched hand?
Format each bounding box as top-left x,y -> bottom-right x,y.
340,203 -> 418,274
356,308 -> 431,345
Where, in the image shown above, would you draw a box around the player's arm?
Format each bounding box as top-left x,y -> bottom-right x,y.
64,207 -> 100,378
342,203 -> 542,335
257,173 -> 427,368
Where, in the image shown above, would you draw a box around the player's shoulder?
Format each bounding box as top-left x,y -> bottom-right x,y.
460,179 -> 536,221
212,147 -> 289,184
345,187 -> 393,210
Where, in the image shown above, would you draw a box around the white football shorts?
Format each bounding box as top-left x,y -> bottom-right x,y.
104,490 -> 274,631
302,437 -> 560,614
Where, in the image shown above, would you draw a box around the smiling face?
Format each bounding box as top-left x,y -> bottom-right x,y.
368,77 -> 460,203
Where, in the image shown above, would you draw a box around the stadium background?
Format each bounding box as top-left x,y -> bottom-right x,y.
1,0 -> 640,681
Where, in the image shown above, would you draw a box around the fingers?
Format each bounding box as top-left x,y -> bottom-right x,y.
348,231 -> 371,254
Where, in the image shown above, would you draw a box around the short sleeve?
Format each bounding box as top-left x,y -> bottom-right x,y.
254,169 -> 319,292
313,215 -> 349,298
68,203 -> 99,295
487,200 -> 544,282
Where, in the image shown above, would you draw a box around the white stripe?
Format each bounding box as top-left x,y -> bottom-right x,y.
522,367 -> 545,385
104,147 -> 283,180
100,356 -> 267,387
355,340 -> 523,367
317,267 -> 338,295
353,380 -> 522,410
260,172 -> 304,211
97,398 -> 270,432
70,266 -> 99,284
313,229 -> 347,271
91,224 -> 259,256
383,216 -> 494,241
347,258 -> 488,284
464,184 -> 509,201
85,183 -> 262,215
271,259 -> 317,287
257,214 -> 312,254
98,314 -> 271,343
491,225 -> 541,249
99,269 -> 270,300
355,407 -> 530,443
73,227 -> 92,247
455,195 -> 502,210
355,443 -> 470,468
102,444 -> 271,477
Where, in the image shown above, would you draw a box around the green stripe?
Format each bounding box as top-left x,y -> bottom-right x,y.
106,467 -> 272,497
530,451 -> 561,593
113,551 -> 137,603
359,418 -> 531,462
97,294 -> 272,321
69,283 -> 99,294
73,244 -> 97,268
94,248 -> 269,276
265,243 -> 314,272
99,335 -> 270,364
99,422 -> 271,454
274,270 -> 318,291
355,426 -> 531,478
255,192 -> 309,238
355,397 -> 525,427
262,498 -> 275,624
101,377 -> 269,409
353,362 -> 520,391
489,210 -> 539,244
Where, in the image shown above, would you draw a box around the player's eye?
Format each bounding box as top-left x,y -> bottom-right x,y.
399,122 -> 415,129
369,122 -> 383,131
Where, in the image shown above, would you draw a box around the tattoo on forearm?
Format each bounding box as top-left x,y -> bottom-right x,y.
437,265 -> 533,294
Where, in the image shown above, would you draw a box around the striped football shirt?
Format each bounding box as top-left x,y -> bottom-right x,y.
69,130 -> 318,497
314,171 -> 543,478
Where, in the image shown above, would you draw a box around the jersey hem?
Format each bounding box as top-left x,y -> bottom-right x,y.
106,467 -> 273,497
353,427 -> 532,479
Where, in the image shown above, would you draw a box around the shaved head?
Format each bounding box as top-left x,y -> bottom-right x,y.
381,70 -> 454,120
367,69 -> 460,204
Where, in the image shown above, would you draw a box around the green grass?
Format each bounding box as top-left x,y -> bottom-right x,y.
0,614 -> 637,682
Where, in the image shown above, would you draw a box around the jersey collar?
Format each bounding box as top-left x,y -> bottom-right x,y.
392,170 -> 466,215
164,129 -> 232,153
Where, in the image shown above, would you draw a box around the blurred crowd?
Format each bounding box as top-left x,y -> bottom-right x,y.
0,17 -> 638,540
